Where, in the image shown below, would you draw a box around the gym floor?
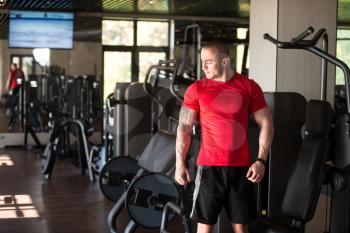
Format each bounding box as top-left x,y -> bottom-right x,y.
0,149 -> 183,233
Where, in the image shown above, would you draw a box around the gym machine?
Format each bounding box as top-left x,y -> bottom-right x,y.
88,93 -> 116,178
40,75 -> 102,180
97,59 -> 198,232
41,114 -> 95,180
23,76 -> 43,149
99,59 -> 183,198
90,59 -> 190,186
248,27 -> 350,233
104,81 -> 152,159
105,130 -> 179,233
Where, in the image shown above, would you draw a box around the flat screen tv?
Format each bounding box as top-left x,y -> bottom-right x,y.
9,11 -> 74,49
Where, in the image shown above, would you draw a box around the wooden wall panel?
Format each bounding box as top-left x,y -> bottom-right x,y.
277,0 -> 337,103
249,0 -> 278,92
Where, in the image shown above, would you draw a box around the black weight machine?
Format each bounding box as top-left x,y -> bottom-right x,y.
41,114 -> 94,180
23,76 -> 44,149
98,59 -> 182,200
96,59 -> 197,233
245,27 -> 350,233
88,60 -> 185,184
88,93 -> 116,178
40,75 -> 101,180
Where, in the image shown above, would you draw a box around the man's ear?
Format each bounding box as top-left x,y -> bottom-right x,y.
222,57 -> 229,67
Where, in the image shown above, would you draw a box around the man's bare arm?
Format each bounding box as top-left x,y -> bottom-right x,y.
252,107 -> 274,161
176,106 -> 198,167
175,106 -> 198,185
246,107 -> 273,183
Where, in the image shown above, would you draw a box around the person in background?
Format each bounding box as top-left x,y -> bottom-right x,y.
5,63 -> 23,131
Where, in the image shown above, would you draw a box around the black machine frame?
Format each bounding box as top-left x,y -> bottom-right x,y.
264,27 -> 350,169
263,27 -> 350,233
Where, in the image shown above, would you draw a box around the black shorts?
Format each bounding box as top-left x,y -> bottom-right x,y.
190,166 -> 257,225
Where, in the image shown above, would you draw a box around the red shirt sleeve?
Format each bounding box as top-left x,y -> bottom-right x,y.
249,79 -> 267,113
183,82 -> 200,111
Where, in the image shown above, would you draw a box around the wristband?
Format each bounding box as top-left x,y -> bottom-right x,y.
256,158 -> 267,166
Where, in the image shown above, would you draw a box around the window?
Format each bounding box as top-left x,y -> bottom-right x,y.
103,51 -> 132,99
102,20 -> 133,46
138,52 -> 166,83
137,21 -> 169,46
11,55 -> 36,78
336,29 -> 350,85
102,19 -> 169,101
236,28 -> 249,74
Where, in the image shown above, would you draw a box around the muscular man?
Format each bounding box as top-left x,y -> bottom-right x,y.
175,40 -> 273,233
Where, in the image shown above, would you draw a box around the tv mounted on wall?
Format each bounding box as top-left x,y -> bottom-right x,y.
9,11 -> 74,49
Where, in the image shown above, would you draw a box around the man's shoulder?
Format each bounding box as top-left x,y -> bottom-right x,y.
233,73 -> 251,82
187,78 -> 206,90
233,73 -> 262,88
195,77 -> 208,84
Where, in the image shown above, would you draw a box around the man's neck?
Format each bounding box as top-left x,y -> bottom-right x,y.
214,70 -> 235,82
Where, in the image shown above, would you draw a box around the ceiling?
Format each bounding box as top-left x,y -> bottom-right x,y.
0,0 -> 349,40
0,0 -> 249,17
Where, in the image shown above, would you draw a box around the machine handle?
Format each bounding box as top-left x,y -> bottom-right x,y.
291,26 -> 314,43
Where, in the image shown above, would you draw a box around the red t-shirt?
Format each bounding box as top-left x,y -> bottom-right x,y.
9,69 -> 21,89
183,73 -> 267,166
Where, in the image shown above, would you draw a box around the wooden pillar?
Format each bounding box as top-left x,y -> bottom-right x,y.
250,0 -> 337,104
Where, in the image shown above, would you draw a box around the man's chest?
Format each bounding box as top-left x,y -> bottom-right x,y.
198,87 -> 250,115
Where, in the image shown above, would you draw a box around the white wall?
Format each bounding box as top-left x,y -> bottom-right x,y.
51,41 -> 102,77
68,41 -> 102,76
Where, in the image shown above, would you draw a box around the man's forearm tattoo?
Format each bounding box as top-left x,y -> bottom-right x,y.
177,138 -> 187,157
176,107 -> 196,160
179,107 -> 196,133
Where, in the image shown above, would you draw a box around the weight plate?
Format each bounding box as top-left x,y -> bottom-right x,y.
99,156 -> 139,202
125,172 -> 180,228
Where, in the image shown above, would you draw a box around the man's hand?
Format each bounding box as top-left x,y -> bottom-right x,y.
175,164 -> 191,185
246,161 -> 265,183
